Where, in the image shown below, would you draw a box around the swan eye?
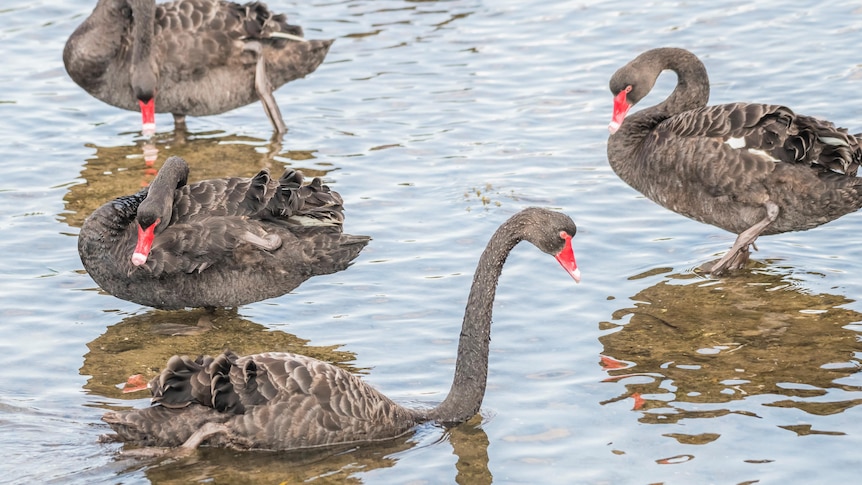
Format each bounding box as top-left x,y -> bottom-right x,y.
625,85 -> 632,93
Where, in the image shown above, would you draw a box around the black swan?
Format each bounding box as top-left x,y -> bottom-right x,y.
78,156 -> 369,310
607,47 -> 862,275
63,0 -> 332,135
101,207 -> 580,451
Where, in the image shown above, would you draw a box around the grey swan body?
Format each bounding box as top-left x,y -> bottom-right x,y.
78,156 -> 369,310
102,208 -> 580,451
63,0 -> 332,134
607,47 -> 862,274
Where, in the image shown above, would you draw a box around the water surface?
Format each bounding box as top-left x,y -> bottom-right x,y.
2,0 -> 862,483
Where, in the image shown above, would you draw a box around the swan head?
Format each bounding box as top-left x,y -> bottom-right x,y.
608,50 -> 663,133
608,47 -> 710,134
516,208 -> 580,283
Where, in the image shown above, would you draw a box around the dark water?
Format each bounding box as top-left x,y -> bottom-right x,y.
2,0 -> 862,483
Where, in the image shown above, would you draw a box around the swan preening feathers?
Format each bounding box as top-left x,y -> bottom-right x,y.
102,208 -> 579,451
63,0 -> 332,134
607,47 -> 862,275
78,156 -> 369,310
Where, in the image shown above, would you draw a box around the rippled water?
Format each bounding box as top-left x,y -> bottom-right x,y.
2,0 -> 862,483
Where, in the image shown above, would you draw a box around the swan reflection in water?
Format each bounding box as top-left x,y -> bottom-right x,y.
600,263 -> 862,434
61,129 -> 328,230
81,308 -> 360,400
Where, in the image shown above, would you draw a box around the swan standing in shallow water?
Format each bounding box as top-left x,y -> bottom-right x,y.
78,156 -> 369,310
63,0 -> 332,135
607,47 -> 862,275
102,207 -> 580,451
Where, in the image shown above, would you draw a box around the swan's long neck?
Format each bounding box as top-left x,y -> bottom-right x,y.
136,158 -> 189,227
428,218 -> 523,424
129,0 -> 157,102
649,48 -> 710,118
131,4 -> 153,58
63,0 -> 130,79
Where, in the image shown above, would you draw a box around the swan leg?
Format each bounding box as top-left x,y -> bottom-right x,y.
247,41 -> 287,134
171,114 -> 188,141
708,201 -> 779,276
172,113 -> 186,129
107,422 -> 228,459
179,422 -> 229,451
241,231 -> 283,251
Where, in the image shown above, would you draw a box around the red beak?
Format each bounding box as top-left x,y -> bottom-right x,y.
139,98 -> 155,136
132,219 -> 159,266
554,231 -> 580,283
609,89 -> 631,134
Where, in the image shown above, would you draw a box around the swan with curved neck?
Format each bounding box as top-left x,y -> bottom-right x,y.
63,0 -> 333,135
78,156 -> 369,310
607,47 -> 862,275
102,207 -> 580,451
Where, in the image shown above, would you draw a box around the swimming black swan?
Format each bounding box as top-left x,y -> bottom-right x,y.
101,207 -> 580,451
78,156 -> 369,309
607,47 -> 862,275
63,0 -> 332,135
